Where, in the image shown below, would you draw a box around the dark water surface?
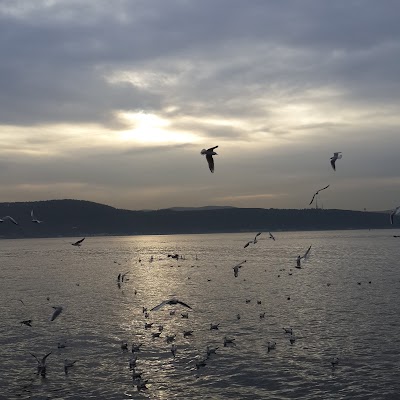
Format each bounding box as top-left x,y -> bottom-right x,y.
1,230 -> 400,399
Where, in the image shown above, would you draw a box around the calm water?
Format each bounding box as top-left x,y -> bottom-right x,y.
1,230 -> 400,399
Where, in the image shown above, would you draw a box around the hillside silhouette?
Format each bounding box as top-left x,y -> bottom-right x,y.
0,199 -> 393,239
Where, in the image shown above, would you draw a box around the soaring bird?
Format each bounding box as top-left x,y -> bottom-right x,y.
50,306 -> 63,321
390,206 -> 400,225
71,238 -> 85,246
233,260 -> 247,277
200,146 -> 218,173
31,209 -> 43,223
30,352 -> 51,375
309,185 -> 330,205
330,152 -> 342,171
150,298 -> 192,311
269,232 -> 275,241
0,215 -> 18,225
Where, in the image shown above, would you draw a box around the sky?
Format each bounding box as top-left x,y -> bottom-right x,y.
1,0 -> 399,211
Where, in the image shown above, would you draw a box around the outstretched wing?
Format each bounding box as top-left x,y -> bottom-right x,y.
309,193 -> 317,205
330,159 -> 336,171
76,238 -> 85,244
42,352 -> 52,363
207,145 -> 218,151
176,300 -> 192,309
150,300 -> 168,312
206,154 -> 214,173
30,353 -> 39,363
318,184 -> 330,193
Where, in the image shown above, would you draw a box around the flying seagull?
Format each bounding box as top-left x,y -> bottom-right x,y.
233,260 -> 247,278
330,152 -> 342,171
71,238 -> 85,246
20,319 -> 32,327
30,352 -> 51,375
31,209 -> 43,223
309,185 -> 330,205
150,299 -> 192,311
269,232 -> 275,241
390,206 -> 400,225
0,215 -> 18,225
50,306 -> 63,321
200,146 -> 218,173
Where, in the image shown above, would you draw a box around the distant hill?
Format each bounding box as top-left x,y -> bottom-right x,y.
0,199 -> 395,239
165,206 -> 236,212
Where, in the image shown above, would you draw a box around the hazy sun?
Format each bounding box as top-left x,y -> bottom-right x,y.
118,111 -> 199,144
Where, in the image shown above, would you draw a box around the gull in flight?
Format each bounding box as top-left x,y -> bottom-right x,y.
269,232 -> 275,241
64,359 -> 77,374
330,152 -> 342,171
50,306 -> 63,321
0,215 -> 19,225
30,352 -> 51,376
309,185 -> 330,205
244,232 -> 262,248
233,260 -> 247,277
31,209 -> 43,223
71,238 -> 85,246
150,298 -> 192,311
20,319 -> 32,327
200,145 -> 218,173
390,206 -> 400,225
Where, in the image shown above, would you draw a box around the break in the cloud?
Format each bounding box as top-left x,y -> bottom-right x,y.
0,0 -> 399,211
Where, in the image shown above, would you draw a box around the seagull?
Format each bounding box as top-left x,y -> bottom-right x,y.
390,206 -> 400,225
269,232 -> 276,241
283,327 -> 293,334
206,346 -> 218,358
50,306 -> 63,321
331,357 -> 339,367
267,341 -> 276,352
200,145 -> 218,173
31,209 -> 43,223
0,215 -> 18,225
210,323 -> 220,330
20,319 -> 32,327
223,336 -> 236,347
309,185 -> 330,205
171,344 -> 177,358
150,299 -> 192,311
30,352 -> 51,375
330,152 -> 342,171
233,260 -> 247,277
64,359 -> 77,374
71,238 -> 85,246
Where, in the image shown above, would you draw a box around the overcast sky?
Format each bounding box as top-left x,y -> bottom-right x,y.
1,0 -> 399,211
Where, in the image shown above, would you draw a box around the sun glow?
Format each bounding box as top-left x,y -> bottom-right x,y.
118,111 -> 200,144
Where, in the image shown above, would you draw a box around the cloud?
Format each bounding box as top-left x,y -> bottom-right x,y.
1,1 -> 400,210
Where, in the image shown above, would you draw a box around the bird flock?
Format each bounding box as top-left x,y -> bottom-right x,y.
5,146 -> 400,395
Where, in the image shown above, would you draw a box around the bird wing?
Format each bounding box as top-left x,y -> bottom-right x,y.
317,184 -> 330,193
177,300 -> 192,309
3,216 -> 18,225
206,154 -> 214,173
254,232 -> 262,240
207,145 -> 218,151
50,307 -> 62,321
150,300 -> 168,311
302,245 -> 312,259
330,159 -> 336,171
42,352 -> 52,363
309,193 -> 317,205
76,238 -> 85,244
235,260 -> 247,268
31,209 -> 34,218
269,232 -> 275,240
244,241 -> 252,248
30,353 -> 40,363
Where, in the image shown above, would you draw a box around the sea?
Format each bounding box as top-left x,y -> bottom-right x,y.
1,230 -> 400,400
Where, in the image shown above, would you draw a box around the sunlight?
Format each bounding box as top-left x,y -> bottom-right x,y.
118,111 -> 200,144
